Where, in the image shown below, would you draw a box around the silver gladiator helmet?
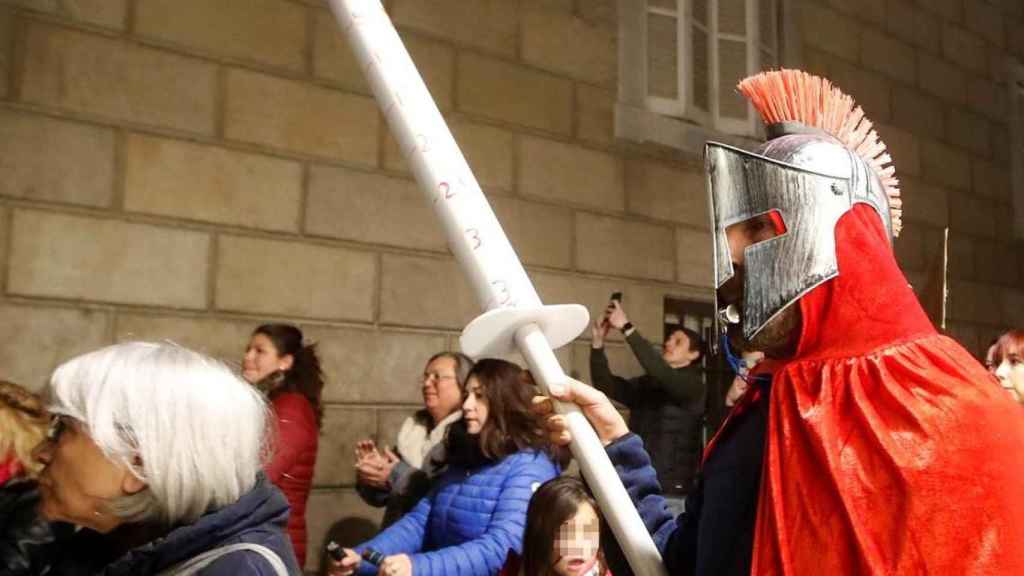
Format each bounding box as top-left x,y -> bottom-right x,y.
707,70 -> 902,343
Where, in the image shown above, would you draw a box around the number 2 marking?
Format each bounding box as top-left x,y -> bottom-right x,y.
438,181 -> 456,200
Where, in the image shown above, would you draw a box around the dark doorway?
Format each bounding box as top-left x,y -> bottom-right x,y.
663,296 -> 733,442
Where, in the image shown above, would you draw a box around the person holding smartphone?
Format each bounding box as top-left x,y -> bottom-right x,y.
589,294 -> 705,516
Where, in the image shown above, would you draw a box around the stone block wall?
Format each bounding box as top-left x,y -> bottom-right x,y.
0,0 -> 697,569
1,0 -> 1021,570
801,0 -> 1024,353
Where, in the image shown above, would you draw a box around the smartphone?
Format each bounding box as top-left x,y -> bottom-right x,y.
610,292 -> 623,303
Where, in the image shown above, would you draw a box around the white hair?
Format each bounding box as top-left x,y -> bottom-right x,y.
47,341 -> 270,525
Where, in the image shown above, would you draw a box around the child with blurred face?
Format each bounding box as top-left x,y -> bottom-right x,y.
553,498 -> 601,576
507,476 -> 609,576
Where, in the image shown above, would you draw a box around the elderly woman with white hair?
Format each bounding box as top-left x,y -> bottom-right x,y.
33,341 -> 301,575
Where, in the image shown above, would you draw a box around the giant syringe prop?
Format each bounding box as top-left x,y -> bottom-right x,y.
325,2 -> 667,575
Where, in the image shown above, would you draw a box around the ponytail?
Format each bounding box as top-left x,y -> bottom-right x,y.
253,324 -> 326,429
287,343 -> 325,427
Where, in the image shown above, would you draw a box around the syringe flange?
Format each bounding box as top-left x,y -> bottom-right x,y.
459,304 -> 589,359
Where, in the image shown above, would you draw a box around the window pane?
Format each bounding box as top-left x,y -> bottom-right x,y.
718,39 -> 748,119
760,48 -> 775,70
693,0 -> 708,25
648,0 -> 677,11
647,13 -> 679,99
719,0 -> 746,35
693,26 -> 710,110
759,0 -> 777,49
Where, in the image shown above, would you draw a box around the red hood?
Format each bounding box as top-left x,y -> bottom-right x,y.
791,204 -> 935,363
748,204 -> 1024,574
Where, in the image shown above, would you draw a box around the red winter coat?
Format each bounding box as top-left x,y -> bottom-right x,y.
741,204 -> 1024,574
266,392 -> 318,566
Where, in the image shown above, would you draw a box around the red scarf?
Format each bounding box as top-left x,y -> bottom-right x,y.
0,452 -> 24,486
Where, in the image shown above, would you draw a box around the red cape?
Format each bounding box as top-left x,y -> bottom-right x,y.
722,205 -> 1024,574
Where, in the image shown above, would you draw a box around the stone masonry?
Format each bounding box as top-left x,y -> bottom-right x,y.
0,0 -> 1022,571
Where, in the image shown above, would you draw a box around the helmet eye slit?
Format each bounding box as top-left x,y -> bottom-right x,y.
725,210 -> 787,265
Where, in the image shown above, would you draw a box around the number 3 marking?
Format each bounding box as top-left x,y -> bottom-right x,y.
466,228 -> 482,250
491,280 -> 512,305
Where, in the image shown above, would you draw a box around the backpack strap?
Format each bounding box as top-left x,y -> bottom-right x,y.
158,543 -> 290,576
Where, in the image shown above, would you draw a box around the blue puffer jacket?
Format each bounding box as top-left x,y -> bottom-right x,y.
355,449 -> 559,576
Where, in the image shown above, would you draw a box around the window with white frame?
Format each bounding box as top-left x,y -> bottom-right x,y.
617,0 -> 793,151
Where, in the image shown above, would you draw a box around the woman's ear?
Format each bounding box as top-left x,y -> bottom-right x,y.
122,456 -> 148,495
279,354 -> 295,373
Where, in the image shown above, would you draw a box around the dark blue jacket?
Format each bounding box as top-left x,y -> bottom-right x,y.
355,449 -> 559,576
603,392 -> 767,576
46,475 -> 301,575
0,479 -> 60,575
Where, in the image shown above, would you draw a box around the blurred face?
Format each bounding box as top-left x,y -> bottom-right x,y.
552,501 -> 601,576
718,213 -> 801,359
242,333 -> 292,384
662,331 -> 699,367
421,356 -> 462,423
994,350 -> 1024,404
462,376 -> 489,435
33,416 -> 145,532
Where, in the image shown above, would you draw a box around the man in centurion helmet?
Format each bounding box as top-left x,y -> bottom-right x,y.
537,69 -> 1024,575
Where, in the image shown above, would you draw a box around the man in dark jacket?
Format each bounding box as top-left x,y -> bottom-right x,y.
590,298 -> 705,512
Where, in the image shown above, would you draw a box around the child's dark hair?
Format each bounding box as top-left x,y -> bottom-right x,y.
253,323 -> 325,428
521,476 -> 607,576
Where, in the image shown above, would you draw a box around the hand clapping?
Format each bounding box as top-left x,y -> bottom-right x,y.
354,439 -> 399,489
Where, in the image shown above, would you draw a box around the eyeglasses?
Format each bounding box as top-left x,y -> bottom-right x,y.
46,415 -> 72,443
421,372 -> 457,384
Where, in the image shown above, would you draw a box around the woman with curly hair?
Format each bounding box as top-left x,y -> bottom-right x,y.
330,358 -> 561,576
242,323 -> 326,565
0,380 -> 55,575
0,381 -> 48,483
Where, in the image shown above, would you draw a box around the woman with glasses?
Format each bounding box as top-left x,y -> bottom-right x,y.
32,341 -> 300,574
355,352 -> 473,528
